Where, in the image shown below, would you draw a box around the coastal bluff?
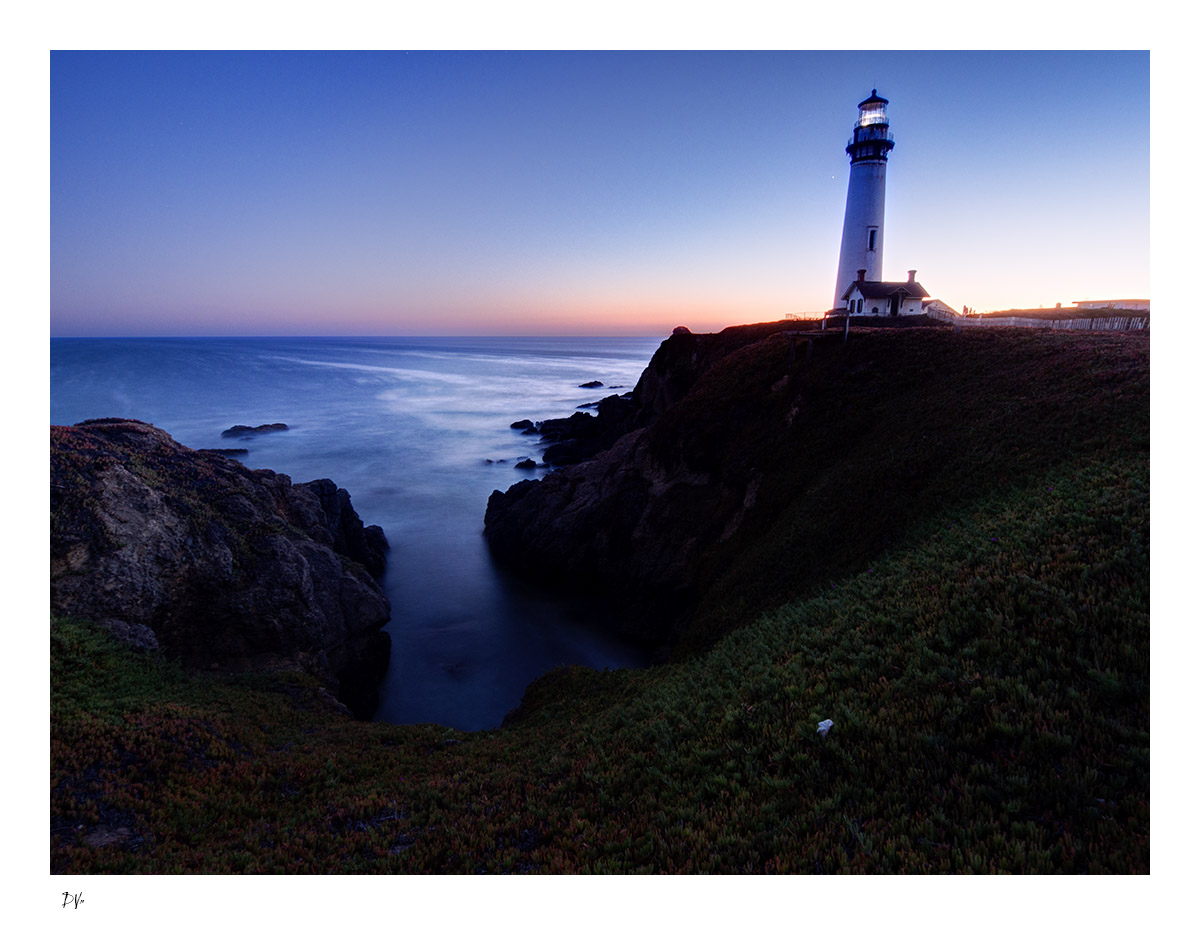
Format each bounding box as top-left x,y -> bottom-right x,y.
485,319 -> 1150,648
51,418 -> 391,718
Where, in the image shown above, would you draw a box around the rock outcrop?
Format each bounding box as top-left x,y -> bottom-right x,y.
484,426 -> 711,642
51,418 -> 391,718
533,395 -> 637,467
485,323 -> 804,641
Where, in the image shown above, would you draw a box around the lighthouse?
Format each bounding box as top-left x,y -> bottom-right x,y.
833,90 -> 895,309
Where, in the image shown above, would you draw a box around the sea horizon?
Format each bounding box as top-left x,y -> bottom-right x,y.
50,330 -> 687,341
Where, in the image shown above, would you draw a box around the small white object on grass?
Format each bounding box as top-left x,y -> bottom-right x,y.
817,719 -> 833,738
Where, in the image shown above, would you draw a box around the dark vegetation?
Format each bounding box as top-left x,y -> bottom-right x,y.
51,325 -> 1149,873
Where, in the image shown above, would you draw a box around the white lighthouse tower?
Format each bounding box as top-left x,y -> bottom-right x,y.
833,90 -> 895,309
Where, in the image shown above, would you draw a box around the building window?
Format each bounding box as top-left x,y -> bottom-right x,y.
867,228 -> 877,251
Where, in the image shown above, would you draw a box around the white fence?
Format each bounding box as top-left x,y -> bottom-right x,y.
955,314 -> 1148,332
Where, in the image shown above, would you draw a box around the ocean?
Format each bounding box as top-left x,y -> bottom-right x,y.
50,335 -> 664,730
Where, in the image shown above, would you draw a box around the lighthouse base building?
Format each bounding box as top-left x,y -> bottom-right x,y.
839,269 -> 931,317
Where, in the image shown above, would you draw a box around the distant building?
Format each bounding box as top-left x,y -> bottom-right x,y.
1073,299 -> 1150,312
839,269 -> 930,317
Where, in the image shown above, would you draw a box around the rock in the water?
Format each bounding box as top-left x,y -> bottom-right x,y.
514,458 -> 537,469
221,422 -> 289,437
51,419 -> 390,719
579,380 -> 604,388
202,447 -> 249,457
514,396 -> 638,468
510,419 -> 534,430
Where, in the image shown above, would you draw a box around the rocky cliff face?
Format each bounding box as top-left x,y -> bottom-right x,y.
485,323 -> 802,642
51,419 -> 391,718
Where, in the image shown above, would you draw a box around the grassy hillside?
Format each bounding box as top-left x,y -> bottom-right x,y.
662,326 -> 1148,650
51,326 -> 1149,874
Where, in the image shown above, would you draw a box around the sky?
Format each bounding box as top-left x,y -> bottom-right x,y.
49,49 -> 1150,336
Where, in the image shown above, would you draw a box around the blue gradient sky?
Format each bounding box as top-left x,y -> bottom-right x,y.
50,50 -> 1149,335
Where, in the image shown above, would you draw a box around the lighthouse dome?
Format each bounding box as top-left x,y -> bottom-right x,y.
855,89 -> 890,128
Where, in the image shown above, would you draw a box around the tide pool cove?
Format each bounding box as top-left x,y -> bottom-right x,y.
50,335 -> 662,729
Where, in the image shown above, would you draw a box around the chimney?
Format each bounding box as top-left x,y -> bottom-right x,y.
857,269 -> 866,282
907,269 -> 917,284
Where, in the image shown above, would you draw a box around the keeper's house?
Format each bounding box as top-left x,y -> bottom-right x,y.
839,269 -> 930,317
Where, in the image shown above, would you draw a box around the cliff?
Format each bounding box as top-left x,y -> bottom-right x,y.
51,418 -> 391,718
485,321 -> 807,638
486,320 -> 1150,648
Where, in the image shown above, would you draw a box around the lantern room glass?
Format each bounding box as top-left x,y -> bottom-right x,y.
857,105 -> 887,127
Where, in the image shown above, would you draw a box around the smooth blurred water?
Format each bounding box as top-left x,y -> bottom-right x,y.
50,336 -> 663,730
